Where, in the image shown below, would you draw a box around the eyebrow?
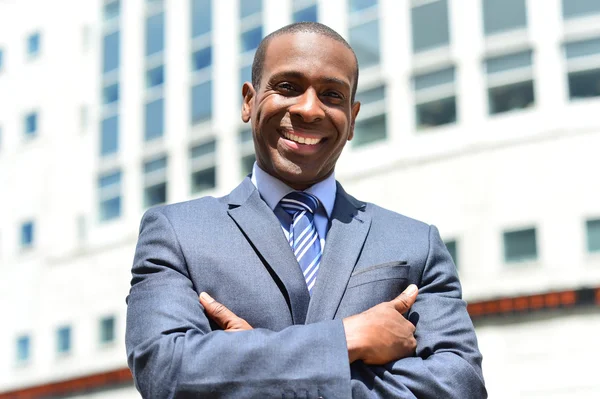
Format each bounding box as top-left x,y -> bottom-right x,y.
269,71 -> 350,91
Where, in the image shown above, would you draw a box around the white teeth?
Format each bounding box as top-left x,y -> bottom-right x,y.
283,131 -> 321,145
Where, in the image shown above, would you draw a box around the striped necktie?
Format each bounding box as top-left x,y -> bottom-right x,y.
279,192 -> 322,294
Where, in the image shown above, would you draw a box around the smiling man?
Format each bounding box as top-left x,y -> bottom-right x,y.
126,22 -> 486,398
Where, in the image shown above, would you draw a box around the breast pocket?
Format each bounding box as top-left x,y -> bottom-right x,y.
335,261 -> 410,319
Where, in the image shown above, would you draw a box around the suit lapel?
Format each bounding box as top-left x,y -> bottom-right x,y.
306,182 -> 371,323
227,178 -> 311,325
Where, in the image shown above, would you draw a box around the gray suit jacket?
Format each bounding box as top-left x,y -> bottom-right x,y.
126,178 -> 486,398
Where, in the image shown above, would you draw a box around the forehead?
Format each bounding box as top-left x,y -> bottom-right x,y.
262,32 -> 356,86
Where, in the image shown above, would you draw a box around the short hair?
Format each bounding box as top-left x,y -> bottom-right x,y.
251,22 -> 359,103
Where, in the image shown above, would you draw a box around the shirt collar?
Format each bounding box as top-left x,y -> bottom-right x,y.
250,162 -> 336,218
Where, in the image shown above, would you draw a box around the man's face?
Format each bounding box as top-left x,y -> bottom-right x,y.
242,32 -> 360,190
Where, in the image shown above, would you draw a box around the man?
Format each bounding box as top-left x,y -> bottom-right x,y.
126,22 -> 486,398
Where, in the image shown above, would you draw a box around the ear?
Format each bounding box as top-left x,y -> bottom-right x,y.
241,82 -> 255,123
348,101 -> 361,141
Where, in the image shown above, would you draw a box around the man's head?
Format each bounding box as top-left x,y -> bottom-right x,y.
242,22 -> 361,190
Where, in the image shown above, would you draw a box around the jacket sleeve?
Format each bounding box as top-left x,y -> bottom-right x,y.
349,225 -> 487,399
125,207 -> 353,398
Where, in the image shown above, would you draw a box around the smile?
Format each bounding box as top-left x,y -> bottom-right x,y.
281,131 -> 323,146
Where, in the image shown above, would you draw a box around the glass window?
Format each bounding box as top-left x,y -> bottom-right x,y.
349,0 -> 378,13
568,69 -> 600,99
482,0 -> 527,35
146,64 -> 164,88
240,65 -> 252,85
146,12 -> 165,56
190,141 -> 216,193
587,219 -> 600,252
240,0 -> 262,19
104,0 -> 120,21
565,37 -> 600,59
192,47 -> 212,71
503,227 -> 537,263
144,157 -> 168,207
350,19 -> 380,68
416,96 -> 456,129
414,67 -> 454,90
145,98 -> 164,141
192,0 -> 212,37
352,114 -> 386,147
357,86 -> 385,105
21,221 -> 34,248
486,50 -> 532,74
103,31 -> 120,74
488,80 -> 535,114
103,83 -> 119,104
414,67 -> 456,129
241,154 -> 256,176
101,115 -> 119,155
27,32 -> 40,56
241,26 -> 263,53
191,81 -> 212,123
16,335 -> 30,362
445,240 -> 458,267
293,5 -> 318,23
98,171 -> 122,221
562,0 -> 600,19
99,316 -> 115,344
56,326 -> 71,354
411,0 -> 450,53
24,112 -> 38,136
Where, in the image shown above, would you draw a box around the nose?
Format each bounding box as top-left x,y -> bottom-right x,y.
289,88 -> 325,123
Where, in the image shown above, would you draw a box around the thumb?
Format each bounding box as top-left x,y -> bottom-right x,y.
391,284 -> 418,313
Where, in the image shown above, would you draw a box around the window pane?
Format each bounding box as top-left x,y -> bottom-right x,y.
191,167 -> 216,193
350,19 -> 380,68
191,81 -> 212,123
145,98 -> 165,141
17,336 -> 30,362
144,157 -> 167,173
568,69 -> 600,99
146,65 -> 164,88
416,96 -> 456,129
414,67 -> 454,91
486,50 -> 532,74
352,114 -> 386,147
25,112 -> 38,136
144,183 -> 167,207
357,86 -> 384,105
240,0 -> 262,19
100,197 -> 121,221
293,5 -> 318,23
56,326 -> 71,354
191,140 -> 216,159
445,240 -> 458,268
28,32 -> 40,56
192,0 -> 212,37
240,64 -> 252,85
192,47 -> 212,71
100,317 -> 115,344
239,129 -> 253,144
103,83 -> 119,104
241,154 -> 255,176
411,0 -> 450,53
349,0 -> 378,13
99,171 -> 122,221
488,80 -> 535,114
587,219 -> 600,252
21,222 -> 34,247
101,115 -> 119,155
104,0 -> 120,20
562,0 -> 600,19
146,12 -> 165,56
483,0 -> 527,35
103,31 -> 120,74
241,26 -> 263,53
565,37 -> 600,59
504,228 -> 537,263
99,171 -> 121,188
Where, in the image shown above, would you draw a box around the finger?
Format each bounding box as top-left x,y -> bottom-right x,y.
199,292 -> 253,330
391,284 -> 418,313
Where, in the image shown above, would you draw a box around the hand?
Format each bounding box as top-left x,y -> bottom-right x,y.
199,292 -> 253,331
343,284 -> 418,365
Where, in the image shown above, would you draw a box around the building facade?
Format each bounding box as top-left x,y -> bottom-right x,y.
0,0 -> 599,397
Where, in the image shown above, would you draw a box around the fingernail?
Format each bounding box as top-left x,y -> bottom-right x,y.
200,292 -> 214,303
403,284 -> 417,296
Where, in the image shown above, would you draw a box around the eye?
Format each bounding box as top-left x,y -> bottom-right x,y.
322,91 -> 345,103
277,82 -> 297,93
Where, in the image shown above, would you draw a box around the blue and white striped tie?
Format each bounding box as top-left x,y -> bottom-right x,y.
279,192 -> 322,294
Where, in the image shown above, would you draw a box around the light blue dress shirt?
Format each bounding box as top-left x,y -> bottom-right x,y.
250,162 -> 336,249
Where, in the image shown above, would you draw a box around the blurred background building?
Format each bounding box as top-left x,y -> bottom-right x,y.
0,0 -> 599,397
